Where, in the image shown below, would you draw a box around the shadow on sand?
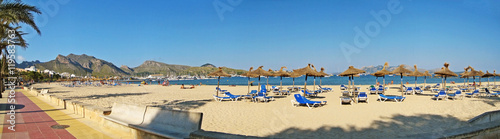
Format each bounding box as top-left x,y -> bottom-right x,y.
264,114 -> 467,138
153,99 -> 212,110
67,92 -> 150,100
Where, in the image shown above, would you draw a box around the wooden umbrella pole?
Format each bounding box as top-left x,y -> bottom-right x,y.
217,76 -> 220,96
400,73 -> 403,96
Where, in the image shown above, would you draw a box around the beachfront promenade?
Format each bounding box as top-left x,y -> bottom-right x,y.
0,89 -> 128,139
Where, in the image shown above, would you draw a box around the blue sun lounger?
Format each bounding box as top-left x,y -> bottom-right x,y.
340,84 -> 347,90
213,95 -> 235,102
466,90 -> 480,98
318,85 -> 332,92
302,90 -> 318,97
433,90 -> 448,101
253,91 -> 274,102
485,88 -> 500,97
448,90 -> 463,100
291,94 -> 326,109
357,92 -> 368,103
224,92 -> 249,100
369,87 -> 377,94
378,94 -> 405,102
414,87 -> 423,94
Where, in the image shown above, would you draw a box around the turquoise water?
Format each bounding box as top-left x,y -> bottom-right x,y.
122,76 -> 497,86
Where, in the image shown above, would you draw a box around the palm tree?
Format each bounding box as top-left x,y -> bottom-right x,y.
0,0 -> 41,97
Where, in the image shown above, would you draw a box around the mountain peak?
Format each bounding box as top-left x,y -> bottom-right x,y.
201,63 -> 216,68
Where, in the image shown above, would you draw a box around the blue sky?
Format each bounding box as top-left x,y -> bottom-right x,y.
17,0 -> 500,73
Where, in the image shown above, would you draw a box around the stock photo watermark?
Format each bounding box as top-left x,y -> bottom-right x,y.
340,0 -> 404,63
213,0 -> 243,21
5,29 -> 18,131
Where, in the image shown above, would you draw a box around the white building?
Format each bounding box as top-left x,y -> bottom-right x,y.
25,66 -> 36,72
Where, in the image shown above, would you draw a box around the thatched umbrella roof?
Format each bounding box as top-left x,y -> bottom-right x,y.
465,67 -> 483,77
391,64 -> 412,95
408,65 -> 425,77
339,66 -> 365,94
250,66 -> 272,76
371,73 -> 385,77
293,64 -> 322,92
373,62 -> 392,76
407,65 -> 425,88
293,64 -> 321,76
338,66 -> 366,76
273,67 -> 291,93
434,63 -> 458,77
482,71 -> 494,78
289,71 -> 302,78
495,70 -> 499,77
423,71 -> 432,77
391,65 -> 412,75
241,67 -> 258,78
273,67 -> 291,77
207,67 -> 231,77
241,67 -> 258,94
208,67 -> 231,96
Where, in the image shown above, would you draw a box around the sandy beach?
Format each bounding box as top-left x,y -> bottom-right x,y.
31,82 -> 500,138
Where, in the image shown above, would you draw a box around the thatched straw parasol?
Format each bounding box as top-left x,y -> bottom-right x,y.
310,65 -> 324,93
460,67 -> 470,87
372,62 -> 392,90
241,67 -> 259,94
338,66 -> 366,94
434,63 -> 458,90
289,71 -> 302,89
422,70 -> 432,87
249,66 -> 272,92
273,67 -> 291,93
266,69 -> 277,91
482,71 -> 494,87
207,67 -> 231,96
318,67 -> 329,87
407,65 -> 425,88
494,70 -> 499,87
391,64 -> 412,95
293,64 -> 321,94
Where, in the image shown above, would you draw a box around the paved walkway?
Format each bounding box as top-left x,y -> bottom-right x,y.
1,89 -> 112,139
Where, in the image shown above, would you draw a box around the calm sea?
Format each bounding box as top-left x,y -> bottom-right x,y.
120,75 -> 497,86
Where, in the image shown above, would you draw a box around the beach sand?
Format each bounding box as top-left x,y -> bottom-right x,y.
32,82 -> 500,138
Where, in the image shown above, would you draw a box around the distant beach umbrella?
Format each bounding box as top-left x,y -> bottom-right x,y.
373,62 -> 392,89
272,67 -> 291,93
494,70 -> 499,87
266,69 -> 277,91
407,65 -> 425,88
289,71 -> 302,89
318,67 -> 330,87
478,70 -> 485,87
391,65 -> 413,96
249,66 -> 272,92
310,65 -> 325,93
241,67 -> 258,94
293,64 -> 322,94
371,73 -> 384,86
434,63 -> 458,91
207,67 -> 231,96
423,71 -> 432,87
338,66 -> 366,94
460,67 -> 470,87
466,67 -> 484,90
482,71 -> 495,87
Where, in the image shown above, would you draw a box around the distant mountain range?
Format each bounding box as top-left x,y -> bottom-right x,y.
359,65 -> 441,74
27,54 -> 245,77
